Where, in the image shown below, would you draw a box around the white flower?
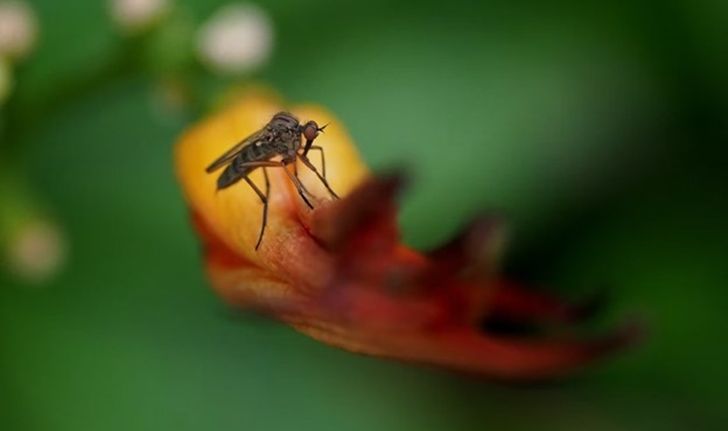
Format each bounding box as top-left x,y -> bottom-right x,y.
0,57 -> 12,105
109,0 -> 170,34
197,3 -> 273,75
0,1 -> 38,60
5,218 -> 67,284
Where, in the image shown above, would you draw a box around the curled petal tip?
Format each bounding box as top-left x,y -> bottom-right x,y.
310,172 -> 408,251
428,214 -> 509,277
565,288 -> 610,322
613,316 -> 649,348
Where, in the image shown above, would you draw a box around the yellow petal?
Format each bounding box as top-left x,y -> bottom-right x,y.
174,87 -> 369,266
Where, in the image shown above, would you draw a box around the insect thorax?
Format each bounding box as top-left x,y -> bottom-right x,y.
266,121 -> 302,155
233,127 -> 300,169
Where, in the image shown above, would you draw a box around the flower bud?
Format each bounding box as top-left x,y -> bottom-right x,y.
109,0 -> 170,34
196,3 -> 273,75
4,218 -> 67,284
0,1 -> 38,60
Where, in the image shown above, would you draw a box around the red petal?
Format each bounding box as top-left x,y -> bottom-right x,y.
274,174 -> 641,377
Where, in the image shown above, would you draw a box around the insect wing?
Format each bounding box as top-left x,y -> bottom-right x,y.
205,129 -> 267,173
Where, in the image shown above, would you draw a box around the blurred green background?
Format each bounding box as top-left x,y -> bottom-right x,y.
1,0 -> 727,429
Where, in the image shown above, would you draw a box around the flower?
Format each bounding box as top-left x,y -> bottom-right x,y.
109,0 -> 170,34
0,172 -> 68,284
196,3 -> 273,75
0,0 -> 38,61
175,88 -> 639,379
3,218 -> 67,284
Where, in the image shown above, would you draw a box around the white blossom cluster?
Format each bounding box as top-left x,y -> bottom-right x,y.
196,3 -> 273,75
0,1 -> 38,105
109,0 -> 170,34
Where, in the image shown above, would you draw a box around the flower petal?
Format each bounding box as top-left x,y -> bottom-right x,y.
175,88 -> 640,379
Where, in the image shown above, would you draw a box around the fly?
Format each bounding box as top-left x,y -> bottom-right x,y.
205,111 -> 339,250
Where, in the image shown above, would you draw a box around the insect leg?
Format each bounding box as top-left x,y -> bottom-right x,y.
237,160 -> 315,209
298,154 -> 339,200
259,169 -> 271,250
263,167 -> 270,199
280,162 -> 315,209
307,145 -> 327,179
242,174 -> 269,250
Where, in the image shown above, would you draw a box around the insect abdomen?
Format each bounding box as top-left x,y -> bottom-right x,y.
216,145 -> 276,190
216,164 -> 244,189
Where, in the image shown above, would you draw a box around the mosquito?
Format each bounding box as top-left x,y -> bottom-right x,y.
205,111 -> 339,250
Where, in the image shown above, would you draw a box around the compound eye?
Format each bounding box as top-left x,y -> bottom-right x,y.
303,122 -> 319,141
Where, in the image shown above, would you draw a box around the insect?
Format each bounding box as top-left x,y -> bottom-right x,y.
205,111 -> 339,250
